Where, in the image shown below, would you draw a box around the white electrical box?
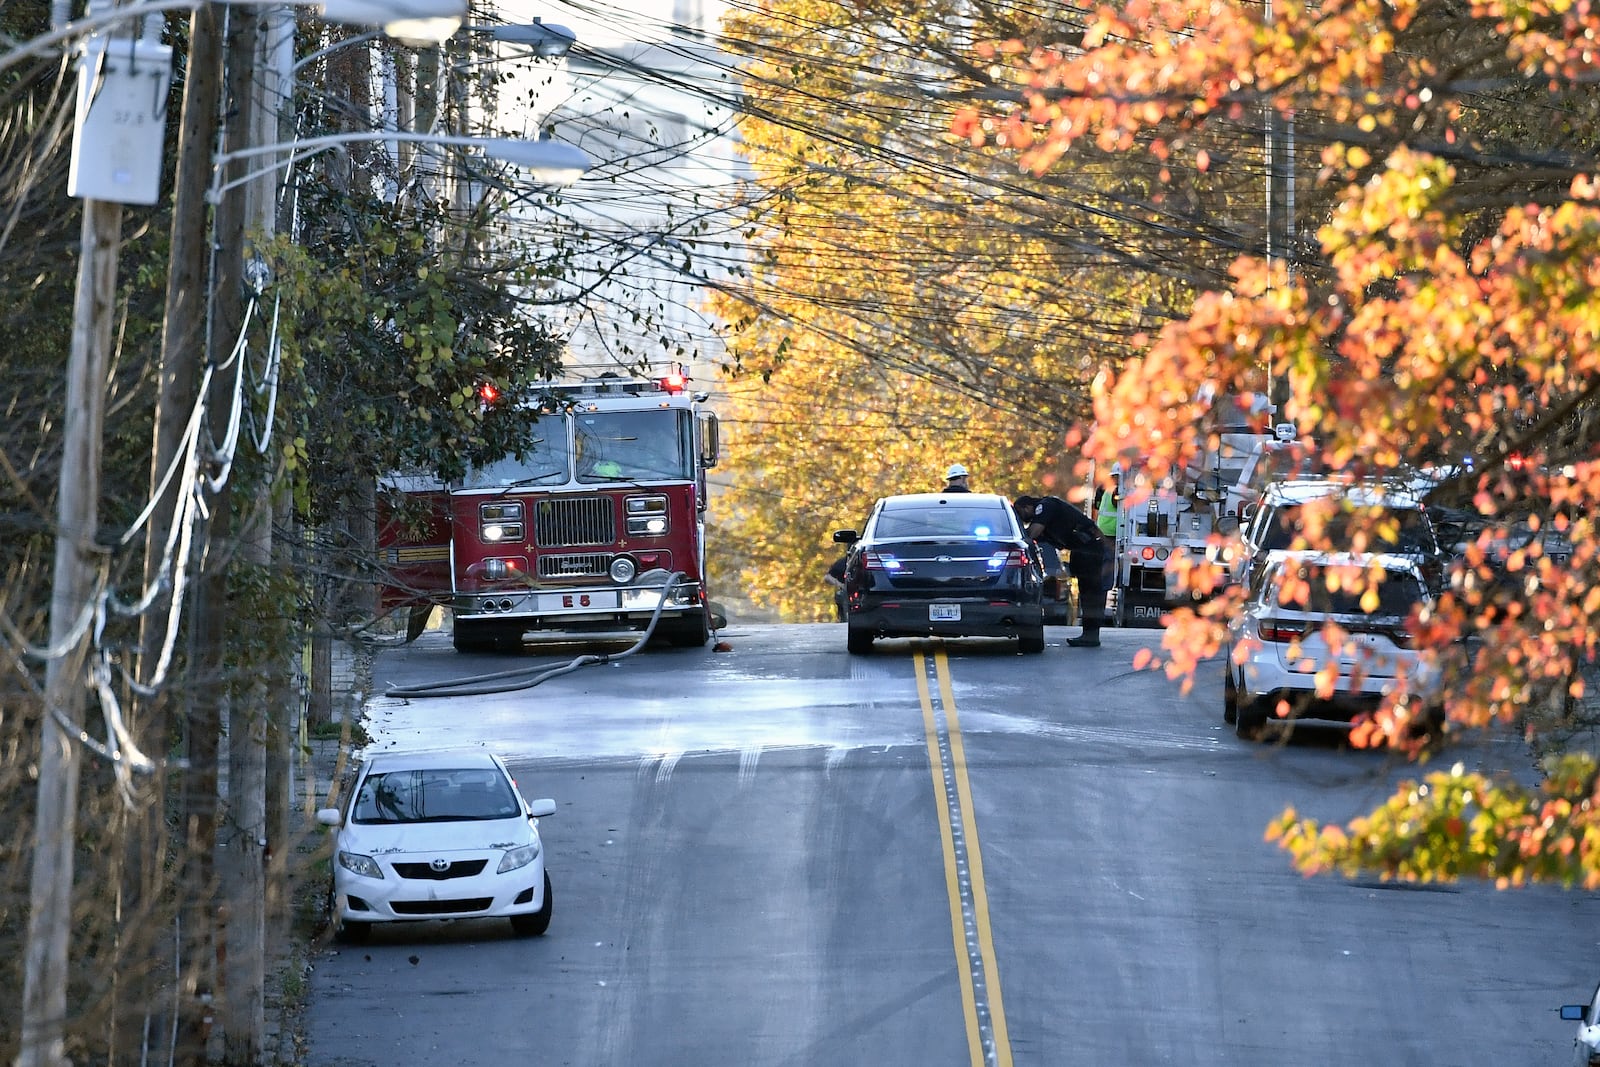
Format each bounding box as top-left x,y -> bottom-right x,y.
68,36 -> 173,205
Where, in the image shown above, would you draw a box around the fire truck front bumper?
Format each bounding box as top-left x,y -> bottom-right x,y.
453,580 -> 702,624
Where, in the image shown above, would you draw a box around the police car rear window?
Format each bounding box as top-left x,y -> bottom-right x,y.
874,504 -> 1013,540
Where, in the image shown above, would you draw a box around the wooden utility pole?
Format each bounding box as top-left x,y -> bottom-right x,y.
213,6 -> 269,1061
17,194 -> 119,1067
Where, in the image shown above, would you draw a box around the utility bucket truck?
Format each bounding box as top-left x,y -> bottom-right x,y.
1104,408 -> 1302,628
376,362 -> 721,652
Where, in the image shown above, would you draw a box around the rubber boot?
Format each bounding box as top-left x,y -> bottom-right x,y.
1068,624 -> 1101,648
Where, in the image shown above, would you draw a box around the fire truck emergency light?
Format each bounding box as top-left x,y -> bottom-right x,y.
659,372 -> 687,394
479,383 -> 500,404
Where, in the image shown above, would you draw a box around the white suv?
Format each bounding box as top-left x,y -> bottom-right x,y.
1223,550 -> 1442,740
1234,478 -> 1445,593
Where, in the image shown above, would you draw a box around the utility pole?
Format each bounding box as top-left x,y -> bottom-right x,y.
212,6 -> 268,1062
1264,0 -> 1296,418
19,4 -> 167,1062
18,193 -> 119,1067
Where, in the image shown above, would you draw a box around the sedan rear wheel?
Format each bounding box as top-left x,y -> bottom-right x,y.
510,872 -> 553,937
846,626 -> 874,655
1017,626 -> 1046,654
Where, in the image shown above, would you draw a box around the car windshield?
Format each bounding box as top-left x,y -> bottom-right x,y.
1261,502 -> 1435,554
873,502 -> 1014,540
459,414 -> 571,489
351,768 -> 523,824
1270,562 -> 1425,617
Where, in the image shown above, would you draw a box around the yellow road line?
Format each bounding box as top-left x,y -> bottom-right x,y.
916,649 -> 1013,1067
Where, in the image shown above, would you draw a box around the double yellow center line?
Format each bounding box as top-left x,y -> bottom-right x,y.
914,649 -> 1013,1067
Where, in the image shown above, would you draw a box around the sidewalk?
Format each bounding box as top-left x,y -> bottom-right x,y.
265,637 -> 376,1064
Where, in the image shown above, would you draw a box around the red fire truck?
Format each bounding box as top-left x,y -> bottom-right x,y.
378,362 -> 721,652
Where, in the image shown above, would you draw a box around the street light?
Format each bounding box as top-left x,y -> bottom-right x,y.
0,0 -> 471,77
290,17 -> 578,75
207,130 -> 593,201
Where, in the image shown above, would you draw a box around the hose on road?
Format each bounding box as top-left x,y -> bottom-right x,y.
384,572 -> 686,700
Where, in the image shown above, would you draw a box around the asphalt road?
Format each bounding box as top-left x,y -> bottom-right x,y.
301,623 -> 1599,1066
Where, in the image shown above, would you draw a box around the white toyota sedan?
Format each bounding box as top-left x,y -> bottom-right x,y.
317,750 -> 557,943
1224,550 -> 1442,740
1560,982 -> 1600,1066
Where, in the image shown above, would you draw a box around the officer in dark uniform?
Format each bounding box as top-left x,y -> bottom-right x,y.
824,556 -> 848,621
1014,494 -> 1106,646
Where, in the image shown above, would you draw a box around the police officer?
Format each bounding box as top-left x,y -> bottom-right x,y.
824,556 -> 848,621
942,464 -> 972,493
1014,494 -> 1106,647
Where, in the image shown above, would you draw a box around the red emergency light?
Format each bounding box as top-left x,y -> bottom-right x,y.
659,371 -> 687,394
479,382 -> 501,405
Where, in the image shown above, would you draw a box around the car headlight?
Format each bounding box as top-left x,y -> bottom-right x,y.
337,851 -> 383,879
497,842 -> 541,874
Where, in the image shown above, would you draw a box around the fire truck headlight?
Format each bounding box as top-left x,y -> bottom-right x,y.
481,522 -> 523,544
625,495 -> 669,535
610,557 -> 637,583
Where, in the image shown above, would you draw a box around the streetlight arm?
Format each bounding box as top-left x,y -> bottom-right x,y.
290,19 -> 578,76
207,131 -> 592,201
2,0 -> 469,78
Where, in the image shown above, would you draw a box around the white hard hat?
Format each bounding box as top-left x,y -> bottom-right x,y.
946,463 -> 969,479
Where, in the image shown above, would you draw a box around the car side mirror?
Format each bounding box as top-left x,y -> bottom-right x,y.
1561,1004 -> 1588,1022
315,808 -> 342,828
526,798 -> 558,819
833,529 -> 858,544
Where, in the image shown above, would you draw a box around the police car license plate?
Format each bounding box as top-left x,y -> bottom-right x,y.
929,604 -> 961,621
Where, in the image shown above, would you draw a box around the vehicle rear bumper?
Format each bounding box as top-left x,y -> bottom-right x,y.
852,600 -> 1043,639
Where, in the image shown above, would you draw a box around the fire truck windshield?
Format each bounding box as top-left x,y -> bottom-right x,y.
575,409 -> 691,483
459,414 -> 571,489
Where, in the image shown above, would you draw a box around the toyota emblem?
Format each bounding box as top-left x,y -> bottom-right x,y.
430,858 -> 450,872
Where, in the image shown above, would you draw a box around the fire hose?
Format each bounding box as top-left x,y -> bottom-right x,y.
383,572 -> 686,699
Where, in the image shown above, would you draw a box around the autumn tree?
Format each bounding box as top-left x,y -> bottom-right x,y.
957,0 -> 1600,885
713,0 -> 1252,620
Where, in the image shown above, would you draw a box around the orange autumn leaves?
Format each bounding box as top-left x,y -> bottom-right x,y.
956,0 -> 1600,885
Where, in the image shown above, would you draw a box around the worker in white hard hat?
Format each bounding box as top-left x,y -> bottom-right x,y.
942,463 -> 972,493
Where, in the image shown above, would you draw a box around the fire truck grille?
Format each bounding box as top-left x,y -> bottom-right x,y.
534,497 -> 615,547
538,553 -> 612,578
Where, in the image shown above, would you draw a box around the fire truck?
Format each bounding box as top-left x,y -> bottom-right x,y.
377,362 -> 721,653
1104,415 -> 1307,627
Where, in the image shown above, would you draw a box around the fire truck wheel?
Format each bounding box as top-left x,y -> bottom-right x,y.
663,612 -> 711,648
1018,627 -> 1046,654
453,619 -> 522,654
846,627 -> 874,655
